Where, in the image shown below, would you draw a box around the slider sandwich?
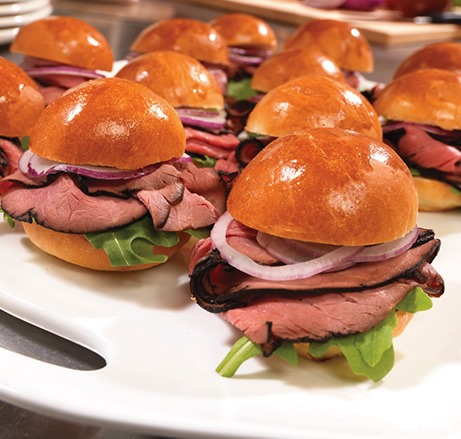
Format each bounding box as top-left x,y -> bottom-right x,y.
0,57 -> 44,180
393,42 -> 461,79
189,128 -> 444,381
10,16 -> 114,105
209,13 -> 277,101
374,68 -> 461,211
0,78 -> 227,271
129,18 -> 229,93
115,51 -> 240,176
236,75 -> 382,167
284,19 -> 382,101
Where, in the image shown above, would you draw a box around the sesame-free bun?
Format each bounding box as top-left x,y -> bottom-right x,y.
227,129 -> 418,246
130,18 -> 228,66
246,76 -> 382,139
115,51 -> 224,109
284,19 -> 373,73
413,176 -> 461,211
374,68 -> 461,131
23,222 -> 191,271
10,16 -> 114,71
251,48 -> 346,93
209,13 -> 277,49
393,42 -> 461,79
0,57 -> 44,137
28,77 -> 186,169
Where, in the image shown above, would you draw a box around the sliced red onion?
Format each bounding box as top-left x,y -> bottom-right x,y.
177,108 -> 227,130
341,0 -> 384,11
24,65 -> 106,79
211,212 -> 363,281
351,227 -> 418,262
18,149 -> 190,180
228,52 -> 265,66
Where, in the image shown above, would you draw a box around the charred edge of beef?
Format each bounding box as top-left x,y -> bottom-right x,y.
189,230 -> 441,313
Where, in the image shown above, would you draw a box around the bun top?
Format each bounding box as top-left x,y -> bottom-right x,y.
246,76 -> 382,139
130,18 -> 229,66
0,57 -> 45,137
115,51 -> 224,110
374,68 -> 461,130
227,128 -> 418,246
251,47 -> 346,93
393,42 -> 461,78
29,77 -> 185,170
209,13 -> 277,49
284,19 -> 373,73
10,16 -> 114,71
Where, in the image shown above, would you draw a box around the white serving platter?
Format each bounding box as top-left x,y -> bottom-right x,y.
0,210 -> 460,438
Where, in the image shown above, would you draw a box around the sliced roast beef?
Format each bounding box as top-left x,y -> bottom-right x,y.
1,174 -> 148,233
1,160 -> 227,233
190,224 -> 444,355
184,127 -> 240,159
220,268 -> 436,355
189,228 -> 443,312
0,138 -> 22,178
398,125 -> 461,175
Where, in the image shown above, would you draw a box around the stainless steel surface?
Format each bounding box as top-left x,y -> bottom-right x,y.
0,1 -> 457,437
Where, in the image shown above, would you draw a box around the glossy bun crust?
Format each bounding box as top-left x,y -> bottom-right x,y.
251,48 -> 346,93
115,51 -> 224,109
227,129 -> 418,246
0,57 -> 44,137
373,68 -> 461,131
246,76 -> 382,139
10,16 -> 113,71
29,77 -> 186,169
413,176 -> 461,211
284,19 -> 373,73
209,13 -> 277,49
130,18 -> 228,65
23,223 -> 191,271
393,42 -> 461,78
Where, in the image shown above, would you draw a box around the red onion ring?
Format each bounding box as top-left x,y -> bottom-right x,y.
211,212 -> 363,281
18,149 -> 191,180
176,108 -> 227,130
24,65 -> 106,79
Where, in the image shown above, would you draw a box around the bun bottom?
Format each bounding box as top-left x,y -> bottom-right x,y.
414,176 -> 461,211
294,310 -> 414,361
22,222 -> 191,271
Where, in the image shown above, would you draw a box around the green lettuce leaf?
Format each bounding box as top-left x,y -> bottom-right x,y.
0,209 -> 16,228
85,216 -> 180,267
227,78 -> 257,101
216,288 -> 433,381
190,155 -> 217,168
20,136 -> 30,151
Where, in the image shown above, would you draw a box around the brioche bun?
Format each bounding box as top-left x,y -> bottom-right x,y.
0,57 -> 44,137
393,42 -> 461,79
23,222 -> 191,271
115,51 -> 224,110
295,310 -> 414,361
28,77 -> 186,169
10,16 -> 113,71
246,76 -> 382,139
284,19 -> 373,73
130,18 -> 228,66
251,47 -> 346,93
374,68 -> 461,131
227,129 -> 418,246
209,13 -> 277,49
413,176 -> 461,211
